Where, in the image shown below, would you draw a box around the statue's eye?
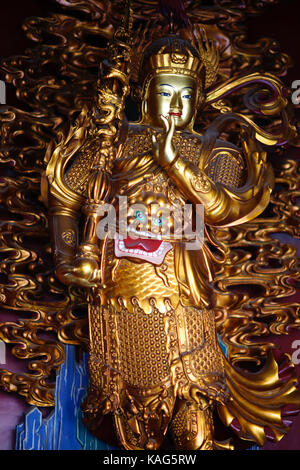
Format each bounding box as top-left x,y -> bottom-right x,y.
158,92 -> 171,97
135,210 -> 146,222
153,216 -> 163,227
183,94 -> 192,99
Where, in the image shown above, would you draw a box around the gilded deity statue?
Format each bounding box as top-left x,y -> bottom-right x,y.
2,0 -> 300,453
43,19 -> 300,450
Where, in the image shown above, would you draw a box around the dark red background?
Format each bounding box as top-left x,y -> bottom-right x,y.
0,0 -> 299,451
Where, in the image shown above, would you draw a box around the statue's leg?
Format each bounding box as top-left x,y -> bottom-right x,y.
170,398 -> 214,450
170,398 -> 234,450
113,386 -> 176,450
85,300 -> 178,450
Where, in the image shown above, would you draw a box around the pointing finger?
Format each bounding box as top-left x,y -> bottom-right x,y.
160,114 -> 170,133
166,114 -> 175,143
170,114 -> 175,134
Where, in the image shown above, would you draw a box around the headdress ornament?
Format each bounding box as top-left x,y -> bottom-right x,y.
133,28 -> 220,93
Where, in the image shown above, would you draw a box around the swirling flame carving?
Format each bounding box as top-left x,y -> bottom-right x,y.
0,1 -> 299,444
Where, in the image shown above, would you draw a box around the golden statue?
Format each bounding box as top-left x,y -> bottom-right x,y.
42,6 -> 300,450
1,0 -> 300,451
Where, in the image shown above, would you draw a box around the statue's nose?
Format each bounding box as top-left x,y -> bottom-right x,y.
170,92 -> 182,110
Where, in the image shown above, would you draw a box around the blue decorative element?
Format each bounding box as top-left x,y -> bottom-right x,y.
15,345 -> 116,450
217,333 -> 228,358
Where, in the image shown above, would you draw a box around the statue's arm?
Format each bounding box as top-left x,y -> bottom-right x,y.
163,144 -> 274,227
42,108 -> 99,287
48,195 -> 78,284
152,115 -> 273,227
47,186 -> 99,288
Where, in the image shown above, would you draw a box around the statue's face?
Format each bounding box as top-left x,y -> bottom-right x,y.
143,74 -> 198,130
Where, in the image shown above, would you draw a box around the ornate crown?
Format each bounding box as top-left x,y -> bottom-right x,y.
142,36 -> 204,81
131,28 -> 220,93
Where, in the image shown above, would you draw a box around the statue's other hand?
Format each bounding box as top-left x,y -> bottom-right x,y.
151,114 -> 177,168
55,260 -> 99,288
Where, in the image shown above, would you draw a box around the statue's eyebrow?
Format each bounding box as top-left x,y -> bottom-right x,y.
158,84 -> 194,90
158,84 -> 174,88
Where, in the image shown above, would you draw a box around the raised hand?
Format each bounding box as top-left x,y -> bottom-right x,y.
151,114 -> 178,168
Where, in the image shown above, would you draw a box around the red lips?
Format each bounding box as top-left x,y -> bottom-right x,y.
123,237 -> 162,253
169,112 -> 182,116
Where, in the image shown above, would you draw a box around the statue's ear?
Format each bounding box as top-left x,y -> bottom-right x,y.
196,86 -> 206,112
143,99 -> 148,115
